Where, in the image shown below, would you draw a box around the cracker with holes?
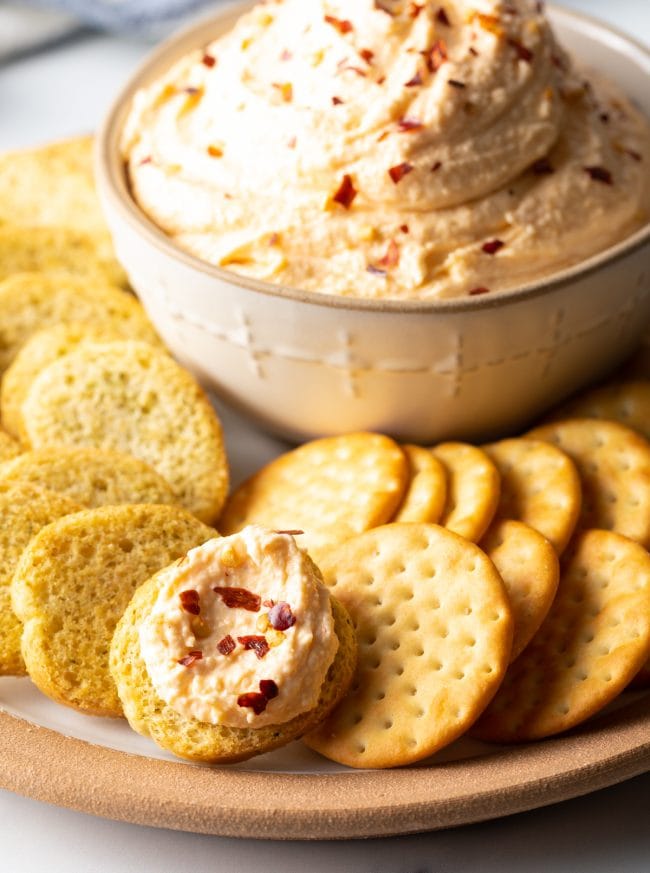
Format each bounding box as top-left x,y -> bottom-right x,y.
483,438 -> 582,554
547,380 -> 650,442
0,447 -> 177,509
304,523 -> 513,768
111,527 -> 356,762
219,433 -> 408,561
430,442 -> 500,542
0,483 -> 81,675
480,520 -> 559,662
528,419 -> 650,547
19,341 -> 229,524
474,529 -> 650,742
392,444 -> 447,524
11,504 -> 216,716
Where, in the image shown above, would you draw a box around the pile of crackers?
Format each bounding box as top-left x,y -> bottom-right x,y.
0,137 -> 648,771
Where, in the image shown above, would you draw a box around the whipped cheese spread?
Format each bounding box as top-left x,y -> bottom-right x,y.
123,0 -> 650,300
139,526 -> 338,728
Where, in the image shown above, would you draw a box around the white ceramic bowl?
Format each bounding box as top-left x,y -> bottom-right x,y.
96,3 -> 650,443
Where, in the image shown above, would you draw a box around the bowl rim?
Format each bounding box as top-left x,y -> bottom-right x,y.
96,1 -> 650,315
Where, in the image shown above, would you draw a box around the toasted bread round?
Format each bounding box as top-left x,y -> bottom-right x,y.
0,273 -> 159,374
1,321 -> 147,436
110,580 -> 356,763
0,483 -> 81,675
11,504 -> 217,716
0,447 -> 177,509
20,341 -> 229,523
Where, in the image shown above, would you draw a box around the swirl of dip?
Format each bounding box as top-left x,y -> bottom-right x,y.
123,0 -> 650,300
139,526 -> 338,728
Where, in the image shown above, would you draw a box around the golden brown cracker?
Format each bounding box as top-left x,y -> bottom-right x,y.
430,442 -> 500,542
474,529 -> 650,742
305,523 -> 513,768
483,437 -> 582,554
219,433 -> 408,560
528,418 -> 650,548
548,380 -> 650,442
392,444 -> 447,524
480,520 -> 559,662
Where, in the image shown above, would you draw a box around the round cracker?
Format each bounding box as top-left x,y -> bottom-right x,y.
0,226 -> 126,288
480,520 -> 560,662
528,418 -> 650,548
548,380 -> 650,442
0,483 -> 81,676
392,444 -> 447,524
483,438 -> 582,554
219,433 -> 408,561
430,442 -> 500,542
11,504 -> 217,716
111,581 -> 356,763
0,272 -> 159,374
1,321 -> 142,437
474,529 -> 650,742
305,523 -> 513,768
0,447 -> 177,509
19,341 -> 228,524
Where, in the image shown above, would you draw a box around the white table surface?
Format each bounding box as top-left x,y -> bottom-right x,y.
1,2 -> 649,871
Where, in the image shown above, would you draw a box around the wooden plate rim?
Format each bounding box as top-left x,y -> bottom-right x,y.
1,695 -> 649,839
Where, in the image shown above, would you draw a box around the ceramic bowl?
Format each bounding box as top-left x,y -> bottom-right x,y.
96,2 -> 650,443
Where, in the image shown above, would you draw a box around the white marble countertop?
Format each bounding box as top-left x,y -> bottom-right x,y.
0,2 -> 649,870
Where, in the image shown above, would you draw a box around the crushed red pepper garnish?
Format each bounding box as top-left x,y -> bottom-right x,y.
431,160 -> 443,172
436,7 -> 451,26
324,15 -> 353,34
624,149 -> 642,162
287,136 -> 297,149
332,96 -> 344,105
379,239 -> 400,269
367,264 -> 388,276
213,586 -> 261,612
268,602 -> 297,631
599,112 -> 610,124
263,599 -> 275,608
482,239 -> 505,255
408,3 -> 424,18
360,48 -> 375,65
448,79 -> 466,89
397,117 -> 424,132
139,156 -> 153,166
469,286 -> 491,296
238,635 -> 270,660
422,39 -> 448,73
201,53 -> 216,68
531,157 -> 554,175
259,679 -> 279,700
237,692 -> 268,714
584,165 -> 613,185
400,224 -> 410,233
273,529 -> 305,535
280,49 -> 293,61
405,70 -> 424,87
207,144 -> 223,158
469,46 -> 479,57
217,635 -> 236,656
388,162 -> 414,184
178,650 -> 203,667
179,590 -> 201,615
333,174 -> 358,208
507,38 -> 533,63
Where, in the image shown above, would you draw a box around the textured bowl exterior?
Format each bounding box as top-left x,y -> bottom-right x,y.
97,4 -> 650,443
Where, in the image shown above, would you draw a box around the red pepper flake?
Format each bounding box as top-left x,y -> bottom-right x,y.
482,239 -> 505,255
507,38 -> 533,63
624,149 -> 642,162
376,75 -> 386,85
400,224 -> 410,234
469,46 -> 479,57
388,162 -> 414,184
397,117 -> 424,132
531,157 -> 554,175
338,64 -> 367,77
178,650 -> 202,667
469,286 -> 491,296
207,144 -> 223,158
333,174 -> 357,209
280,49 -> 293,61
405,70 -> 424,87
584,165 -> 613,185
599,112 -> 610,124
332,96 -> 344,105
436,7 -> 451,26
213,586 -> 261,612
268,233 -> 280,246
263,599 -> 275,608
138,156 -> 152,166
422,39 -> 448,73
201,53 -> 217,68
287,136 -> 297,149
431,160 -> 443,172
179,589 -> 201,615
217,635 -> 236,656
183,86 -> 201,95
367,264 -> 387,277
360,48 -> 375,65
379,239 -> 400,269
408,2 -> 424,17
272,82 -> 293,102
324,15 -> 353,34
237,692 -> 268,714
259,679 -> 279,700
273,529 -> 305,535
237,635 -> 270,660
268,602 -> 297,631
448,79 -> 466,89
